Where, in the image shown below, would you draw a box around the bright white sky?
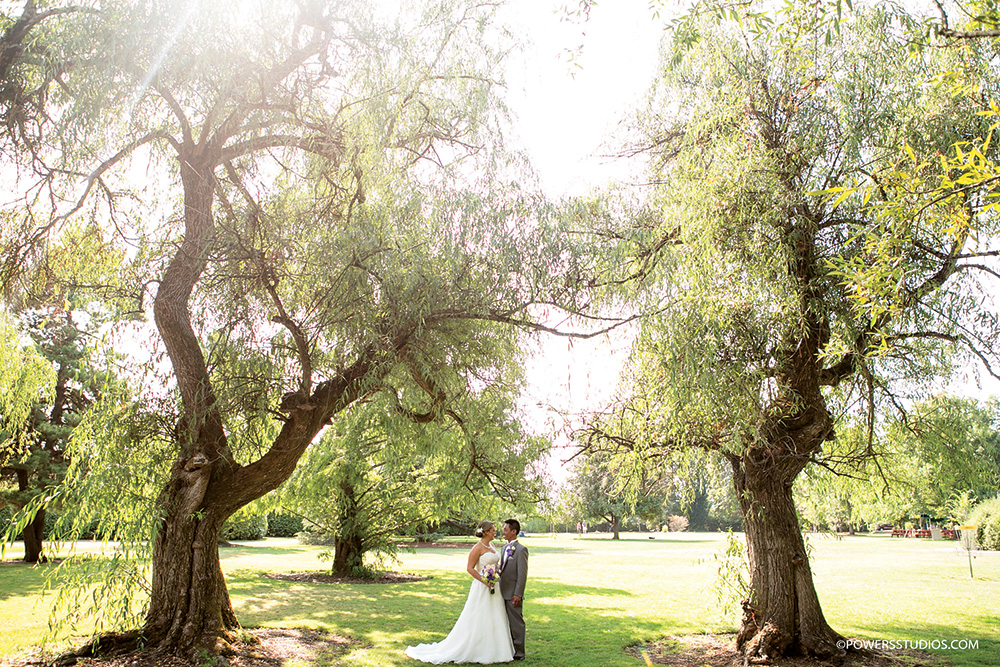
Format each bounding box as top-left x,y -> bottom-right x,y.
498,1 -> 667,483
498,0 -> 1000,486
503,0 -> 665,197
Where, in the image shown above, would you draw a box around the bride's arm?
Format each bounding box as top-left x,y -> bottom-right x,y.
466,545 -> 489,586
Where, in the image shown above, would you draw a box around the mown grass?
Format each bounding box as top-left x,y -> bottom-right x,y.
2,533 -> 998,666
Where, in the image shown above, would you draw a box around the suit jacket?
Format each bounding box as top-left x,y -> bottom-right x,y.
499,540 -> 527,600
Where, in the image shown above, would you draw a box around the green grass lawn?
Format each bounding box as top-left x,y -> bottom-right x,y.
2,533 -> 998,666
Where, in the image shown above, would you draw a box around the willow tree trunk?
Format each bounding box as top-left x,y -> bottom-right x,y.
22,508 -> 46,564
732,405 -> 845,662
142,459 -> 239,654
16,468 -> 46,563
332,476 -> 365,576
332,533 -> 365,576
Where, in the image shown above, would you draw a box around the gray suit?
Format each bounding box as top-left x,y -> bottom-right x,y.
499,540 -> 527,660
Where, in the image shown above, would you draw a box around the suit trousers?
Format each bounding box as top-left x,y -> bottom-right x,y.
504,597 -> 525,659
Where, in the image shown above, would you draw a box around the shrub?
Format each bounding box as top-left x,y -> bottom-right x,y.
222,513 -> 268,541
414,531 -> 445,543
665,515 -> 690,532
266,512 -> 304,537
969,496 -> 1000,551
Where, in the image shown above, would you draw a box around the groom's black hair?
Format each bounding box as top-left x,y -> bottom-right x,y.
504,519 -> 520,534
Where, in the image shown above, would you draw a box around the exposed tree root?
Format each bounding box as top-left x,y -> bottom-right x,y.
51,628 -> 246,667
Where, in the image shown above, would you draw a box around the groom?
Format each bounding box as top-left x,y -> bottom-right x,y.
499,518 -> 528,661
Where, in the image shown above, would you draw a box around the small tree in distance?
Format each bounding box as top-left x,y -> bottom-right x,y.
0,311 -> 55,560
279,380 -> 549,577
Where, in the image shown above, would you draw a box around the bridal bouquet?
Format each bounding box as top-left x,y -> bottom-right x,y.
481,564 -> 500,594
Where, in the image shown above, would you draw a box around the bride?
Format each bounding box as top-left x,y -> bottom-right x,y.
405,521 -> 514,664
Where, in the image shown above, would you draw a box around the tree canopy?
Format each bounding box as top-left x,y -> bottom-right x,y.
579,5 -> 1000,660
0,0 -> 626,658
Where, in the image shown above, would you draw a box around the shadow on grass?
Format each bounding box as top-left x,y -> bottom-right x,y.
227,571 -> 663,667
0,561 -> 51,601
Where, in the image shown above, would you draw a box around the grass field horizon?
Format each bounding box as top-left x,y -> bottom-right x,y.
2,531 -> 998,666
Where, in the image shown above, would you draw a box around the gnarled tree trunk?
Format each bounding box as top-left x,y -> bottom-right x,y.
732,401 -> 845,662
112,151 -> 387,659
143,459 -> 238,654
331,476 -> 365,576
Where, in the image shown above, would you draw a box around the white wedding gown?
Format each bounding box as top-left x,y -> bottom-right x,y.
405,547 -> 514,664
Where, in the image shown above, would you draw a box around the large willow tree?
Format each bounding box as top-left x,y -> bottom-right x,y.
581,9 -> 1000,662
0,0 -> 614,659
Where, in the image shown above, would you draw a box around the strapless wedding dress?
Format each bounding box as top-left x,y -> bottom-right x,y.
405,547 -> 514,664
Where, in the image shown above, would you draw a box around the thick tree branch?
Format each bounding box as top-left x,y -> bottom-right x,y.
154,81 -> 193,146
934,0 -> 1000,38
218,132 -> 342,163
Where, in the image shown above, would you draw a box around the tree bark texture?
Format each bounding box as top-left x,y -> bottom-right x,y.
332,534 -> 365,576
22,507 -> 46,564
331,476 -> 364,576
134,146 -> 399,658
143,458 -> 238,653
731,407 -> 845,662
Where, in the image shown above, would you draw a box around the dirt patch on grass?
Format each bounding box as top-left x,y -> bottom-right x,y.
262,571 -> 430,584
1,628 -> 360,667
231,628 -> 360,665
627,635 -> 949,667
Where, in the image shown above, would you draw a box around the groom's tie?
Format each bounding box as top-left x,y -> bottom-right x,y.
501,542 -> 513,570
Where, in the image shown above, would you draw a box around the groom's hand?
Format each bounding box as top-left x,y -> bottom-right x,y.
512,595 -> 522,607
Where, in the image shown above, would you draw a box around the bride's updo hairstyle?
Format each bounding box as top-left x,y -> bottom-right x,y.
474,520 -> 494,538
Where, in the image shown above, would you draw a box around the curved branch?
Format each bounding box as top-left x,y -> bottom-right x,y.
153,81 -> 193,145
218,133 -> 342,163
885,330 -> 1000,381
957,262 -> 1000,281
210,35 -> 329,149
267,291 -> 312,395
821,214 -> 973,387
383,386 -> 437,424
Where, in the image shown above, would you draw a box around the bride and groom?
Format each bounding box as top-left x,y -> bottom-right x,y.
406,519 -> 528,664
